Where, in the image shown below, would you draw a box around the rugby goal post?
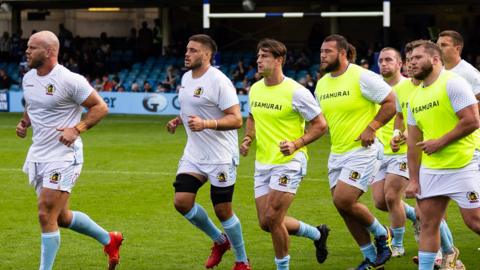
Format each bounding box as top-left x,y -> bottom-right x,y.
203,0 -> 390,29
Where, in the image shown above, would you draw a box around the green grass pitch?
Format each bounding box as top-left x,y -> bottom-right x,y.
0,113 -> 478,269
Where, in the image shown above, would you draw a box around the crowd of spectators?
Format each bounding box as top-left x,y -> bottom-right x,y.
0,24 -> 371,95
4,23 -> 480,95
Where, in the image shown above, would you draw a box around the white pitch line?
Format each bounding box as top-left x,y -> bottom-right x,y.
0,167 -> 326,182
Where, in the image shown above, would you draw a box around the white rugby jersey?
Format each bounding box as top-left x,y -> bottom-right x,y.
178,66 -> 239,165
23,64 -> 93,163
449,59 -> 480,95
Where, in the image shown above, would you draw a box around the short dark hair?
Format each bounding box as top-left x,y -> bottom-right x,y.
257,38 -> 287,65
324,34 -> 349,52
188,34 -> 218,64
411,39 -> 442,58
380,47 -> 402,62
438,30 -> 464,49
405,40 -> 428,55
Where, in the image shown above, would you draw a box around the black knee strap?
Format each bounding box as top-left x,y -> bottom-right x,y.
210,184 -> 235,205
173,173 -> 203,193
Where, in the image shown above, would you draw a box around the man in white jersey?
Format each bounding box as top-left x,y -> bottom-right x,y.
240,38 -> 329,270
315,34 -> 396,270
371,47 -> 415,258
166,34 -> 251,270
405,40 -> 480,270
15,31 -> 123,270
437,30 -> 480,100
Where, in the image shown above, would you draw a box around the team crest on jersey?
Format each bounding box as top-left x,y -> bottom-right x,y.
278,175 -> 289,187
193,87 -> 203,97
399,162 -> 407,171
49,172 -> 61,184
466,191 -> 479,203
349,171 -> 360,181
217,172 -> 227,182
45,84 -> 55,95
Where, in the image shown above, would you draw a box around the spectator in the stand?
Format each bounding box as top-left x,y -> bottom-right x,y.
138,21 -> 154,60
235,78 -> 250,95
161,65 -> 178,92
92,78 -> 103,91
0,68 -> 14,90
143,81 -> 153,92
156,82 -> 167,93
111,76 -> 121,92
0,31 -> 10,61
102,75 -> 114,91
131,82 -> 141,92
231,60 -> 245,83
251,72 -> 262,85
360,58 -> 369,69
153,18 -> 163,56
304,73 -> 316,96
116,85 -> 126,92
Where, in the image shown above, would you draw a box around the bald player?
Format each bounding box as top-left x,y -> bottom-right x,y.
16,31 -> 123,270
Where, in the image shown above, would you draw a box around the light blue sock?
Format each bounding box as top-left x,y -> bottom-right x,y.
418,251 -> 436,270
367,218 -> 387,238
274,255 -> 290,270
391,227 -> 405,248
440,219 -> 454,254
403,202 -> 417,222
40,230 -> 60,270
360,242 -> 377,263
68,211 -> 110,245
295,221 -> 320,241
184,203 -> 225,244
222,215 -> 248,263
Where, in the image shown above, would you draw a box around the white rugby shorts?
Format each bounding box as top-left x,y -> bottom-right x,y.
23,160 -> 82,196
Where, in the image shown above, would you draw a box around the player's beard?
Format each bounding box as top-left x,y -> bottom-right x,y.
322,55 -> 340,73
413,62 -> 433,80
186,57 -> 202,70
28,57 -> 44,69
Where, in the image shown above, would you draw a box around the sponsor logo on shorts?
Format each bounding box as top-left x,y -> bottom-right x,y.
466,191 -> 479,203
217,172 -> 227,182
49,172 -> 61,184
278,175 -> 289,187
399,162 -> 407,171
193,87 -> 203,97
349,171 -> 360,181
46,84 -> 55,95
